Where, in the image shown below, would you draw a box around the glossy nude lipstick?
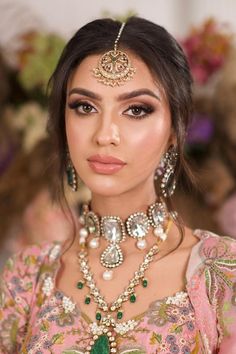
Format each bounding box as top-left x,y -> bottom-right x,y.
87,155 -> 126,175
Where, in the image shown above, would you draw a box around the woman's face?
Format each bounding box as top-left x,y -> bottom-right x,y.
65,52 -> 174,197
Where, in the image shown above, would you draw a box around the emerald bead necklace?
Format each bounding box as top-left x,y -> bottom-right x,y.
77,219 -> 172,354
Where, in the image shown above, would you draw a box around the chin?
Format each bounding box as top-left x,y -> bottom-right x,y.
88,184 -> 125,197
82,176 -> 127,197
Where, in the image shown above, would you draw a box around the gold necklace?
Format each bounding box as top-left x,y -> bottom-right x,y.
77,219 -> 172,354
79,201 -> 169,281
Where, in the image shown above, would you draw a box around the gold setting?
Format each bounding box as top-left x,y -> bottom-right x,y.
93,22 -> 136,86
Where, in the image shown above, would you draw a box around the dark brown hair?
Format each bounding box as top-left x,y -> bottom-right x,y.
48,16 -> 193,200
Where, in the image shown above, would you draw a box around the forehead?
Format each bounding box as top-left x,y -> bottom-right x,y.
68,51 -> 164,98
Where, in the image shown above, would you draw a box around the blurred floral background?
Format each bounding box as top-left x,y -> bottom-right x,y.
0,2 -> 236,264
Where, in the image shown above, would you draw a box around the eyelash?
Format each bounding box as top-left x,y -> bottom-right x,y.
68,101 -> 96,115
68,101 -> 155,119
124,104 -> 154,119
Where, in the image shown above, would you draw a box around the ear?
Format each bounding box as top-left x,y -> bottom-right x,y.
167,129 -> 177,148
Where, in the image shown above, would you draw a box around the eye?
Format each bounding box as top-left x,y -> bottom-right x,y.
123,104 -> 154,119
68,101 -> 97,115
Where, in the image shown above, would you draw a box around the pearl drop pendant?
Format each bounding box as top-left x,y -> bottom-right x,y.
154,226 -> 163,237
136,238 -> 147,250
89,238 -> 100,249
79,227 -> 88,238
159,232 -> 167,241
79,215 -> 85,225
154,226 -> 167,241
103,270 -> 113,281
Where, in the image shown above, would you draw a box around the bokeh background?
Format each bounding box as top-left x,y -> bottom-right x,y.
1,0 -> 236,266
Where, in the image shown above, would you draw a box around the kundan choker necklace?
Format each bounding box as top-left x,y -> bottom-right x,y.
77,217 -> 172,354
78,200 -> 170,281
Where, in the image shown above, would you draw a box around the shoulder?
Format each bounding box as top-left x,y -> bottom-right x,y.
192,229 -> 236,298
187,229 -> 236,283
186,229 -> 236,307
194,229 -> 236,260
1,242 -> 62,292
187,230 -> 236,347
187,229 -> 236,269
3,242 -> 59,270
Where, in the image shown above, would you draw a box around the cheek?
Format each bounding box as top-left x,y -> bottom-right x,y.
65,115 -> 87,156
126,121 -> 171,163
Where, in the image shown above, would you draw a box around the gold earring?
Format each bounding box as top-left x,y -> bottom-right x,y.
66,152 -> 78,192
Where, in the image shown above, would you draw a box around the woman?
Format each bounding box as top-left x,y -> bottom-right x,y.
1,16 -> 236,354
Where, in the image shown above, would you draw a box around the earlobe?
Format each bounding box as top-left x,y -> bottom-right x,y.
167,131 -> 177,148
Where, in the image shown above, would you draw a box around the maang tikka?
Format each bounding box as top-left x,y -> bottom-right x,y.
93,22 -> 136,86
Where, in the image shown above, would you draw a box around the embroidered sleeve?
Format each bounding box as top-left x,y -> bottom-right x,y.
200,235 -> 236,352
0,245 -> 46,353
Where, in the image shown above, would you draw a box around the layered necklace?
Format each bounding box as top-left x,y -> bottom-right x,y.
77,200 -> 173,354
79,201 -> 169,280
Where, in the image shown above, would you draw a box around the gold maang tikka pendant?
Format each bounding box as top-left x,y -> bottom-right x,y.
93,49 -> 136,87
93,22 -> 136,86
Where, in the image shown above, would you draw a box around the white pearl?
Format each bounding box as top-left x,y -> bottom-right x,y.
159,232 -> 167,241
103,270 -> 113,281
79,237 -> 86,244
89,238 -> 99,249
79,228 -> 88,238
136,238 -> 147,250
154,226 -> 163,236
79,215 -> 85,225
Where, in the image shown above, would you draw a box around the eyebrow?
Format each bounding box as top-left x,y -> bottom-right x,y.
68,88 -> 102,100
68,87 -> 161,102
117,89 -> 161,102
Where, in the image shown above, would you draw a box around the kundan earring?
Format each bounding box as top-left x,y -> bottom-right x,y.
66,151 -> 78,192
155,146 -> 178,198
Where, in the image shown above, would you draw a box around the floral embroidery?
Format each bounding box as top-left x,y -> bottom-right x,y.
201,237 -> 236,304
199,234 -> 236,344
42,276 -> 54,296
1,232 -> 236,353
166,291 -> 188,306
62,296 -> 76,314
49,244 -> 61,261
145,295 -> 197,353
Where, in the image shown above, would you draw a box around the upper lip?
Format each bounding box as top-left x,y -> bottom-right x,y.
87,154 -> 126,165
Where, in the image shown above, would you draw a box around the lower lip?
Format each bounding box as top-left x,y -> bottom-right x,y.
88,161 -> 125,174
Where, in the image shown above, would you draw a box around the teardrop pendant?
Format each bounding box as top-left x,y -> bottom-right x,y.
100,244 -> 123,268
90,334 -> 110,354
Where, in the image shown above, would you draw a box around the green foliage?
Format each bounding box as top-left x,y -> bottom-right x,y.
101,9 -> 137,22
18,33 -> 65,94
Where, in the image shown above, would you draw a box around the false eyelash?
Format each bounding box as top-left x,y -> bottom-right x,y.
125,104 -> 155,119
68,100 -> 89,109
67,100 -> 96,116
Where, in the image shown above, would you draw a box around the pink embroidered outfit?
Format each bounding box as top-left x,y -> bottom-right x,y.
1,229 -> 236,353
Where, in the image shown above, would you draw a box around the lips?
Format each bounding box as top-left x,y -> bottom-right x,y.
87,155 -> 126,174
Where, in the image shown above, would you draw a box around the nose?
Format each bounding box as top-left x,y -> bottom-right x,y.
94,118 -> 120,147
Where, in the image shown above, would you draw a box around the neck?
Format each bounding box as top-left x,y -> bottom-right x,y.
90,183 -> 157,219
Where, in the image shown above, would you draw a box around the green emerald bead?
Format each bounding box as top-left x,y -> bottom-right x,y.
66,169 -> 74,185
85,296 -> 91,305
96,312 -> 102,321
90,334 -> 110,354
117,311 -> 123,320
142,279 -> 148,288
130,294 -> 136,303
77,281 -> 84,289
